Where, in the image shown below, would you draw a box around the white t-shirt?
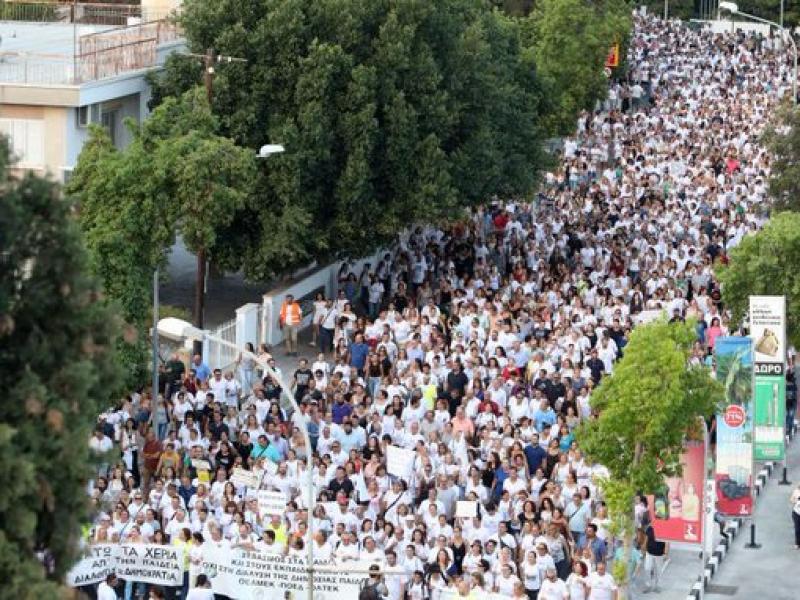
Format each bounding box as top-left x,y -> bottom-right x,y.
186,589 -> 215,600
539,577 -> 568,600
588,572 -> 618,600
97,582 -> 118,600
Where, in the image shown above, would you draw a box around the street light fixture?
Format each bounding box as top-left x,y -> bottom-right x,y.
719,2 -> 797,106
258,143 -> 285,158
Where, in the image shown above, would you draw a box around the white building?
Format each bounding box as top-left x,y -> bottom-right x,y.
0,0 -> 184,182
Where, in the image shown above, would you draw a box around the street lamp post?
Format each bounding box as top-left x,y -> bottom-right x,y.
167,328 -> 315,599
719,2 -> 797,106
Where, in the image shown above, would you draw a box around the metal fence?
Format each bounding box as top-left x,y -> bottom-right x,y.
0,2 -> 177,25
0,18 -> 182,84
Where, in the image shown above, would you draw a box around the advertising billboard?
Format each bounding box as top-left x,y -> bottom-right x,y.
750,296 -> 787,460
651,441 -> 705,546
714,337 -> 754,517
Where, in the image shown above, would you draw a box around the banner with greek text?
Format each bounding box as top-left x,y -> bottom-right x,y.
66,544 -> 184,588
66,544 -> 116,587
201,548 -> 373,600
114,544 -> 184,586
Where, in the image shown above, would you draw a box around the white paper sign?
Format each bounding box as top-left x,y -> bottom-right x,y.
258,490 -> 287,516
386,445 -> 415,478
66,544 -> 116,586
455,500 -> 478,518
230,467 -> 260,488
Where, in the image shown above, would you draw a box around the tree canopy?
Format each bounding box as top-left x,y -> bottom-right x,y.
529,0 -> 630,136
67,89 -> 258,372
149,0 -> 550,280
763,104 -> 800,212
716,211 -> 800,347
577,318 -> 721,582
0,142 -> 121,596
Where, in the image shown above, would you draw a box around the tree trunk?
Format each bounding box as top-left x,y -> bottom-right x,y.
194,247 -> 206,329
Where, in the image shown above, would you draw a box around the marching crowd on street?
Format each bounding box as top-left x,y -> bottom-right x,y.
85,12 -> 792,600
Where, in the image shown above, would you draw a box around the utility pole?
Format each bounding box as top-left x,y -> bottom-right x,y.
179,48 -> 246,333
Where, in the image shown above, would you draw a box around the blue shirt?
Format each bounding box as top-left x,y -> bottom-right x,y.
332,401 -> 353,425
193,361 -> 211,382
350,343 -> 369,369
533,407 -> 556,432
523,443 -> 546,475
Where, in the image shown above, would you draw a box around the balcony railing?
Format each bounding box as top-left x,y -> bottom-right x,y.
0,18 -> 182,84
0,2 -> 178,26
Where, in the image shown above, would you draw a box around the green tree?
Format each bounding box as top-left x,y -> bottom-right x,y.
68,88 -> 258,368
716,211 -> 800,347
529,0 -> 630,136
763,104 -> 800,212
577,318 -> 721,591
0,142 -> 121,597
149,0 -> 547,280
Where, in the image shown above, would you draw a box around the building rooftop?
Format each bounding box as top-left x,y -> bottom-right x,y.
0,18 -> 181,85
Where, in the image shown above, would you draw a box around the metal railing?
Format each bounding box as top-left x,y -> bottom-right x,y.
207,317 -> 238,373
0,2 -> 178,25
0,17 -> 182,84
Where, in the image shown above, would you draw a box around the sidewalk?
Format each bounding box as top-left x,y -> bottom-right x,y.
705,438 -> 800,599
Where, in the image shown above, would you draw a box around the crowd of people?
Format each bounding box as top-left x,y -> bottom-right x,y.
85,13 -> 791,600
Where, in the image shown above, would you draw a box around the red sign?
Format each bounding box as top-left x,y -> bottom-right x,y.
649,443 -> 705,546
724,405 -> 746,428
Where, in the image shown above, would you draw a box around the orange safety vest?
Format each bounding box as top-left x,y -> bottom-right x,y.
280,301 -> 302,326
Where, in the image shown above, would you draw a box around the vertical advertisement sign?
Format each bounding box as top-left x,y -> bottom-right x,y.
650,441 -> 705,546
750,296 -> 787,461
714,337 -> 754,517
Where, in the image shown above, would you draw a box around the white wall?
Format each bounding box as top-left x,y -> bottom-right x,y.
707,20 -> 772,36
261,250 -> 385,346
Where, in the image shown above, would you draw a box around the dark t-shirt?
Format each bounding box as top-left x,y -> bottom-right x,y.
294,368 -> 313,388
645,525 -> 666,556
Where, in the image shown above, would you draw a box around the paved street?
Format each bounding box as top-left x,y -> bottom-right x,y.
705,439 -> 800,599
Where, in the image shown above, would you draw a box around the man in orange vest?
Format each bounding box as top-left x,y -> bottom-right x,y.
279,294 -> 303,356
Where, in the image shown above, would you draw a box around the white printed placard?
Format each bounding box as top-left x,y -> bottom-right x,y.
455,500 -> 478,518
386,445 -> 415,479
258,490 -> 287,516
230,467 -> 260,488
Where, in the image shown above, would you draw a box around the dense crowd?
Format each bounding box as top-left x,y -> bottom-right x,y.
85,13 -> 790,600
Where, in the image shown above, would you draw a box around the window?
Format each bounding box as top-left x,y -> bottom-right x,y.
101,109 -> 118,146
0,118 -> 44,167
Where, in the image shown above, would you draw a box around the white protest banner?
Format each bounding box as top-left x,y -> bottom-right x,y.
455,500 -> 478,519
66,544 -> 116,587
386,445 -> 415,479
201,547 -> 368,600
114,544 -> 184,586
258,490 -> 287,516
231,467 -> 260,488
